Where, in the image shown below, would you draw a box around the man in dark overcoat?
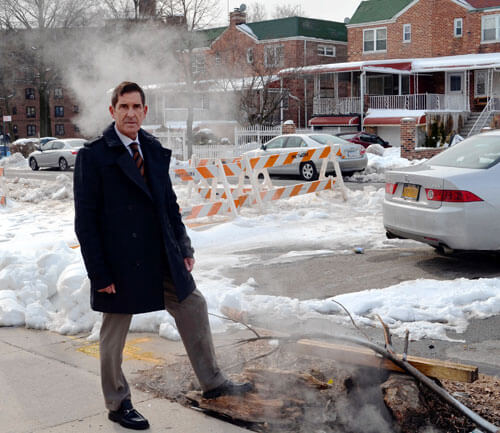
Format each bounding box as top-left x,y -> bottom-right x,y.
74,81 -> 251,430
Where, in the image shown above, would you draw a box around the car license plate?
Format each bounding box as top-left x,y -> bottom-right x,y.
347,150 -> 357,158
402,183 -> 420,200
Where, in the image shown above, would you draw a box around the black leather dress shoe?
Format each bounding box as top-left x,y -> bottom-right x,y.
108,399 -> 150,430
202,379 -> 253,399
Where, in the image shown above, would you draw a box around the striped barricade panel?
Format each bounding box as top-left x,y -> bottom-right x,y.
232,178 -> 335,208
180,200 -> 231,220
171,161 -> 244,182
247,146 -> 338,172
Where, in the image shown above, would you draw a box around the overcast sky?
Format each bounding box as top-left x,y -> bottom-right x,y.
224,0 -> 364,24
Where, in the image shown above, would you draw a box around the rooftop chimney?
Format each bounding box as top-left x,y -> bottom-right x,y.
230,8 -> 247,27
139,0 -> 156,17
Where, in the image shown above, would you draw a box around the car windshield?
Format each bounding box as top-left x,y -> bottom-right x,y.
69,140 -> 86,148
429,135 -> 500,169
309,134 -> 350,145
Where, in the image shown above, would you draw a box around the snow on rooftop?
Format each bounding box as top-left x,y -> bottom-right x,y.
237,23 -> 258,40
281,52 -> 500,76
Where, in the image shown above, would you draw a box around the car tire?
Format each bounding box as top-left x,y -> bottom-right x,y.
300,161 -> 318,181
29,157 -> 39,171
59,157 -> 69,171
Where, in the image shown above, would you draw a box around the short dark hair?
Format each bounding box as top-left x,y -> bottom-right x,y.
111,81 -> 145,107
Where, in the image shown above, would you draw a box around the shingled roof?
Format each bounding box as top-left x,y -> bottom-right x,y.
348,0 -> 415,25
194,16 -> 346,49
348,0 -> 500,26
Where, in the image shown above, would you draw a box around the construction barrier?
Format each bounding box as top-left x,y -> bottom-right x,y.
0,167 -> 6,206
171,143 -> 347,221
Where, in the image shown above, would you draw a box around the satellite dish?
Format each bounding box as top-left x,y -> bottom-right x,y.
239,3 -> 247,12
344,17 -> 350,24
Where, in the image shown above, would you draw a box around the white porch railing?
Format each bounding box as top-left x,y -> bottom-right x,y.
313,97 -> 361,115
369,94 -> 467,111
313,93 -> 468,115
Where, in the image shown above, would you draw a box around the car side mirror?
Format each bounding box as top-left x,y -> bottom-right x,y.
261,143 -> 267,151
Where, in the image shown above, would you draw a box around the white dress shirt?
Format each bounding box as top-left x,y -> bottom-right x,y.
114,124 -> 144,158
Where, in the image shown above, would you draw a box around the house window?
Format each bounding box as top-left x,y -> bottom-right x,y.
482,14 -> 500,42
264,45 -> 284,67
215,52 -> 221,65
191,54 -> 205,74
475,70 -> 488,97
55,124 -> 65,136
454,18 -> 463,37
403,24 -> 411,42
55,106 -> 64,117
74,124 -> 80,133
13,124 -> 18,134
54,87 -> 63,99
25,88 -> 35,100
27,124 -> 36,136
317,45 -> 336,57
12,106 -> 17,115
363,27 -> 387,52
73,105 -> 79,113
281,91 -> 289,110
246,48 -> 254,64
26,106 -> 36,118
450,74 -> 462,92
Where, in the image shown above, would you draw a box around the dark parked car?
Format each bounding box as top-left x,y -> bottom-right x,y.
336,131 -> 391,148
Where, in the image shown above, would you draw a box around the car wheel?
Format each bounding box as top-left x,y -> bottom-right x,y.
59,157 -> 69,171
29,157 -> 39,171
300,161 -> 318,181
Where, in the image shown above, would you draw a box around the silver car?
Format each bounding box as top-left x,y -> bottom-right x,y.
28,138 -> 86,171
243,133 -> 367,181
383,130 -> 500,253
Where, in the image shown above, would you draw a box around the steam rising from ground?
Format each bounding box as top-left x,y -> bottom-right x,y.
47,24 -> 185,136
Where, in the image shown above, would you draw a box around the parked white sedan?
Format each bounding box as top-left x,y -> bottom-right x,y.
243,133 -> 367,181
383,130 -> 500,252
28,138 -> 86,171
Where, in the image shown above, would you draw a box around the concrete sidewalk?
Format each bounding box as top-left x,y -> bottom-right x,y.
0,327 -> 250,433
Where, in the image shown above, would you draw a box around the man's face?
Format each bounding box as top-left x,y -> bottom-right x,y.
109,91 -> 148,140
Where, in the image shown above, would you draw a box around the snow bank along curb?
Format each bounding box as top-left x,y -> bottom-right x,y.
172,145 -> 347,221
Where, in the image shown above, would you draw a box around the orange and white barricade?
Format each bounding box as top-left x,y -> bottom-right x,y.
171,140 -> 347,222
0,167 -> 6,206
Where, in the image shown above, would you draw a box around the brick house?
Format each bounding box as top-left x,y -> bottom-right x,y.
294,0 -> 500,155
146,8 -> 348,135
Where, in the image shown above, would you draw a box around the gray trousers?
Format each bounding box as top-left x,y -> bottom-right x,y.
99,288 -> 226,411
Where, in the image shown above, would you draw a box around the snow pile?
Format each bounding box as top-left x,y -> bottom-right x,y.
3,174 -> 73,203
349,147 -> 425,182
0,159 -> 499,343
0,153 -> 29,169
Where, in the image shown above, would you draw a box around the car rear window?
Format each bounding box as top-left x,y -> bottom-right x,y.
309,134 -> 350,145
69,140 -> 86,148
429,135 -> 500,169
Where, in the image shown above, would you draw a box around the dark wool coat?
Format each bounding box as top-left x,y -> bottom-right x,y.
74,123 -> 196,314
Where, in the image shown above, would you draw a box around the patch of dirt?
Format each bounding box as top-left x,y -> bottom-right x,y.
134,337 -> 500,433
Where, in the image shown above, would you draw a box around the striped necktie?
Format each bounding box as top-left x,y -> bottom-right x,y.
129,142 -> 145,178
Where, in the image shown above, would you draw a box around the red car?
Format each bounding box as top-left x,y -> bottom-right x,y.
336,132 -> 391,149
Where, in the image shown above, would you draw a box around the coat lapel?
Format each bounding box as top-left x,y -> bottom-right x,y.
103,123 -> 153,200
141,132 -> 170,208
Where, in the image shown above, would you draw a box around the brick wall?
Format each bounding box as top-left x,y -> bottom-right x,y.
348,0 -> 500,61
400,117 -> 444,160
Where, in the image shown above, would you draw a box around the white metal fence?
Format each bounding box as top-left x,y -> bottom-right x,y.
157,125 -> 355,161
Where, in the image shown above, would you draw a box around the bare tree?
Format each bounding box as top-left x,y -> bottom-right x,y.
246,1 -> 267,23
0,0 -> 98,136
155,0 -> 221,157
271,3 -> 306,19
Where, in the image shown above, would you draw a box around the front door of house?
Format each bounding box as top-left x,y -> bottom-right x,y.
446,71 -> 465,110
